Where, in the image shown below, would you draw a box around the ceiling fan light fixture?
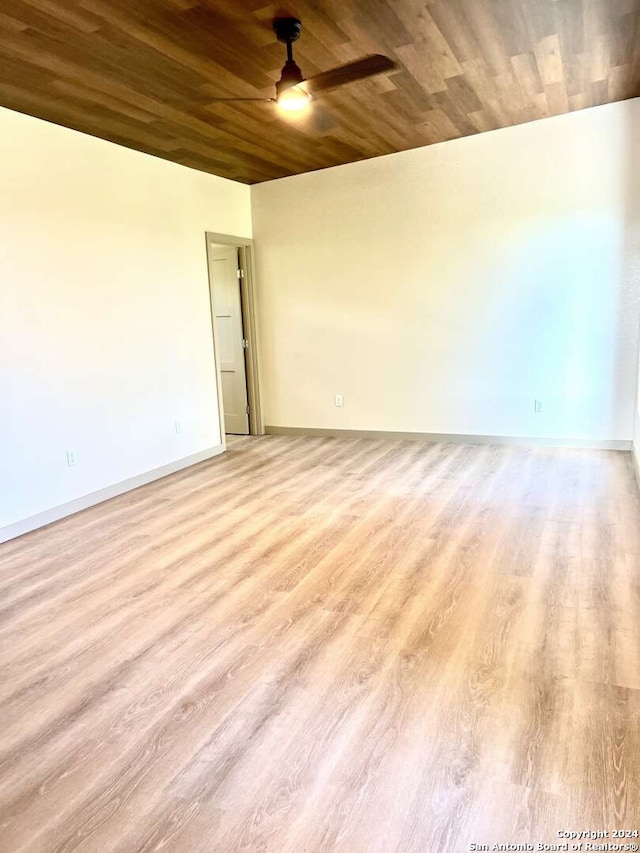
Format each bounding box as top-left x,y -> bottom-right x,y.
276,57 -> 310,112
277,85 -> 311,112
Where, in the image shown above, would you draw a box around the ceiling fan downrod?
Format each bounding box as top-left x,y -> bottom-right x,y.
274,17 -> 306,98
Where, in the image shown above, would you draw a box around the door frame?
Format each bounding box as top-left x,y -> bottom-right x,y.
205,232 -> 264,437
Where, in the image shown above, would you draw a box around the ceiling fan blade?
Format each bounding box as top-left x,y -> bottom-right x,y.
208,97 -> 275,103
302,55 -> 397,94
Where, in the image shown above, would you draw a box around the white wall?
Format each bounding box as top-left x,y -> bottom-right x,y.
634,322 -> 640,476
635,379 -> 640,477
252,98 -> 640,445
0,106 -> 251,533
629,106 -> 640,478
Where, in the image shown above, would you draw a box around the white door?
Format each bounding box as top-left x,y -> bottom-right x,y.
208,244 -> 250,435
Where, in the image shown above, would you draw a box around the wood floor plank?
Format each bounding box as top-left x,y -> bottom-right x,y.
0,436 -> 639,852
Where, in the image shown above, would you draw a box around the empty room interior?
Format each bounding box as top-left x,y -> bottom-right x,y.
2,2 -> 640,851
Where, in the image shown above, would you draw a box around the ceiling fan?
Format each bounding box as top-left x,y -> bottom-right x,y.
209,17 -> 397,114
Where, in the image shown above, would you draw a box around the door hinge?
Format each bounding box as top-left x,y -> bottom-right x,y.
241,339 -> 249,349
237,268 -> 245,279
245,405 -> 250,415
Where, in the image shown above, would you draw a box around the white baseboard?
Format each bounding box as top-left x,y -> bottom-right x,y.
265,425 -> 632,451
0,445 -> 225,545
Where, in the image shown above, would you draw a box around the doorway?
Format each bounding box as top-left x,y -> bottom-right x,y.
205,233 -> 263,439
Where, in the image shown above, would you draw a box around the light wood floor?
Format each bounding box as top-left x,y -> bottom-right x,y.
1,436 -> 640,853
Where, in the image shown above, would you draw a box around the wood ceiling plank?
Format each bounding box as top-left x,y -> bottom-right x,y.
568,92 -> 589,111
462,0 -> 512,77
443,74 -> 485,115
534,34 -> 565,86
554,0 -> 587,58
355,0 -> 414,50
588,35 -> 611,83
0,0 -> 86,37
591,78 -> 610,105
427,0 -> 485,65
416,107 -> 465,143
394,43 -> 449,96
49,78 -> 162,125
389,71 -> 439,113
608,64 -> 638,102
467,108 -> 501,133
522,0 -> 557,40
0,0 -> 638,183
21,0 -> 102,33
544,80 -> 571,115
511,52 -> 545,100
489,0 -> 537,59
0,12 -> 28,34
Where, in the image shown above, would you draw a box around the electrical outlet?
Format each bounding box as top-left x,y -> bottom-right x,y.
534,399 -> 544,413
66,450 -> 77,467
175,419 -> 183,434
334,394 -> 344,407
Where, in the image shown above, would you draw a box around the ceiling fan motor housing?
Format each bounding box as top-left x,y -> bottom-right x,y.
276,59 -> 305,95
273,17 -> 303,44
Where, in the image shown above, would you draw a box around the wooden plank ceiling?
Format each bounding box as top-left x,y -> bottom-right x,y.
0,1 -> 639,184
